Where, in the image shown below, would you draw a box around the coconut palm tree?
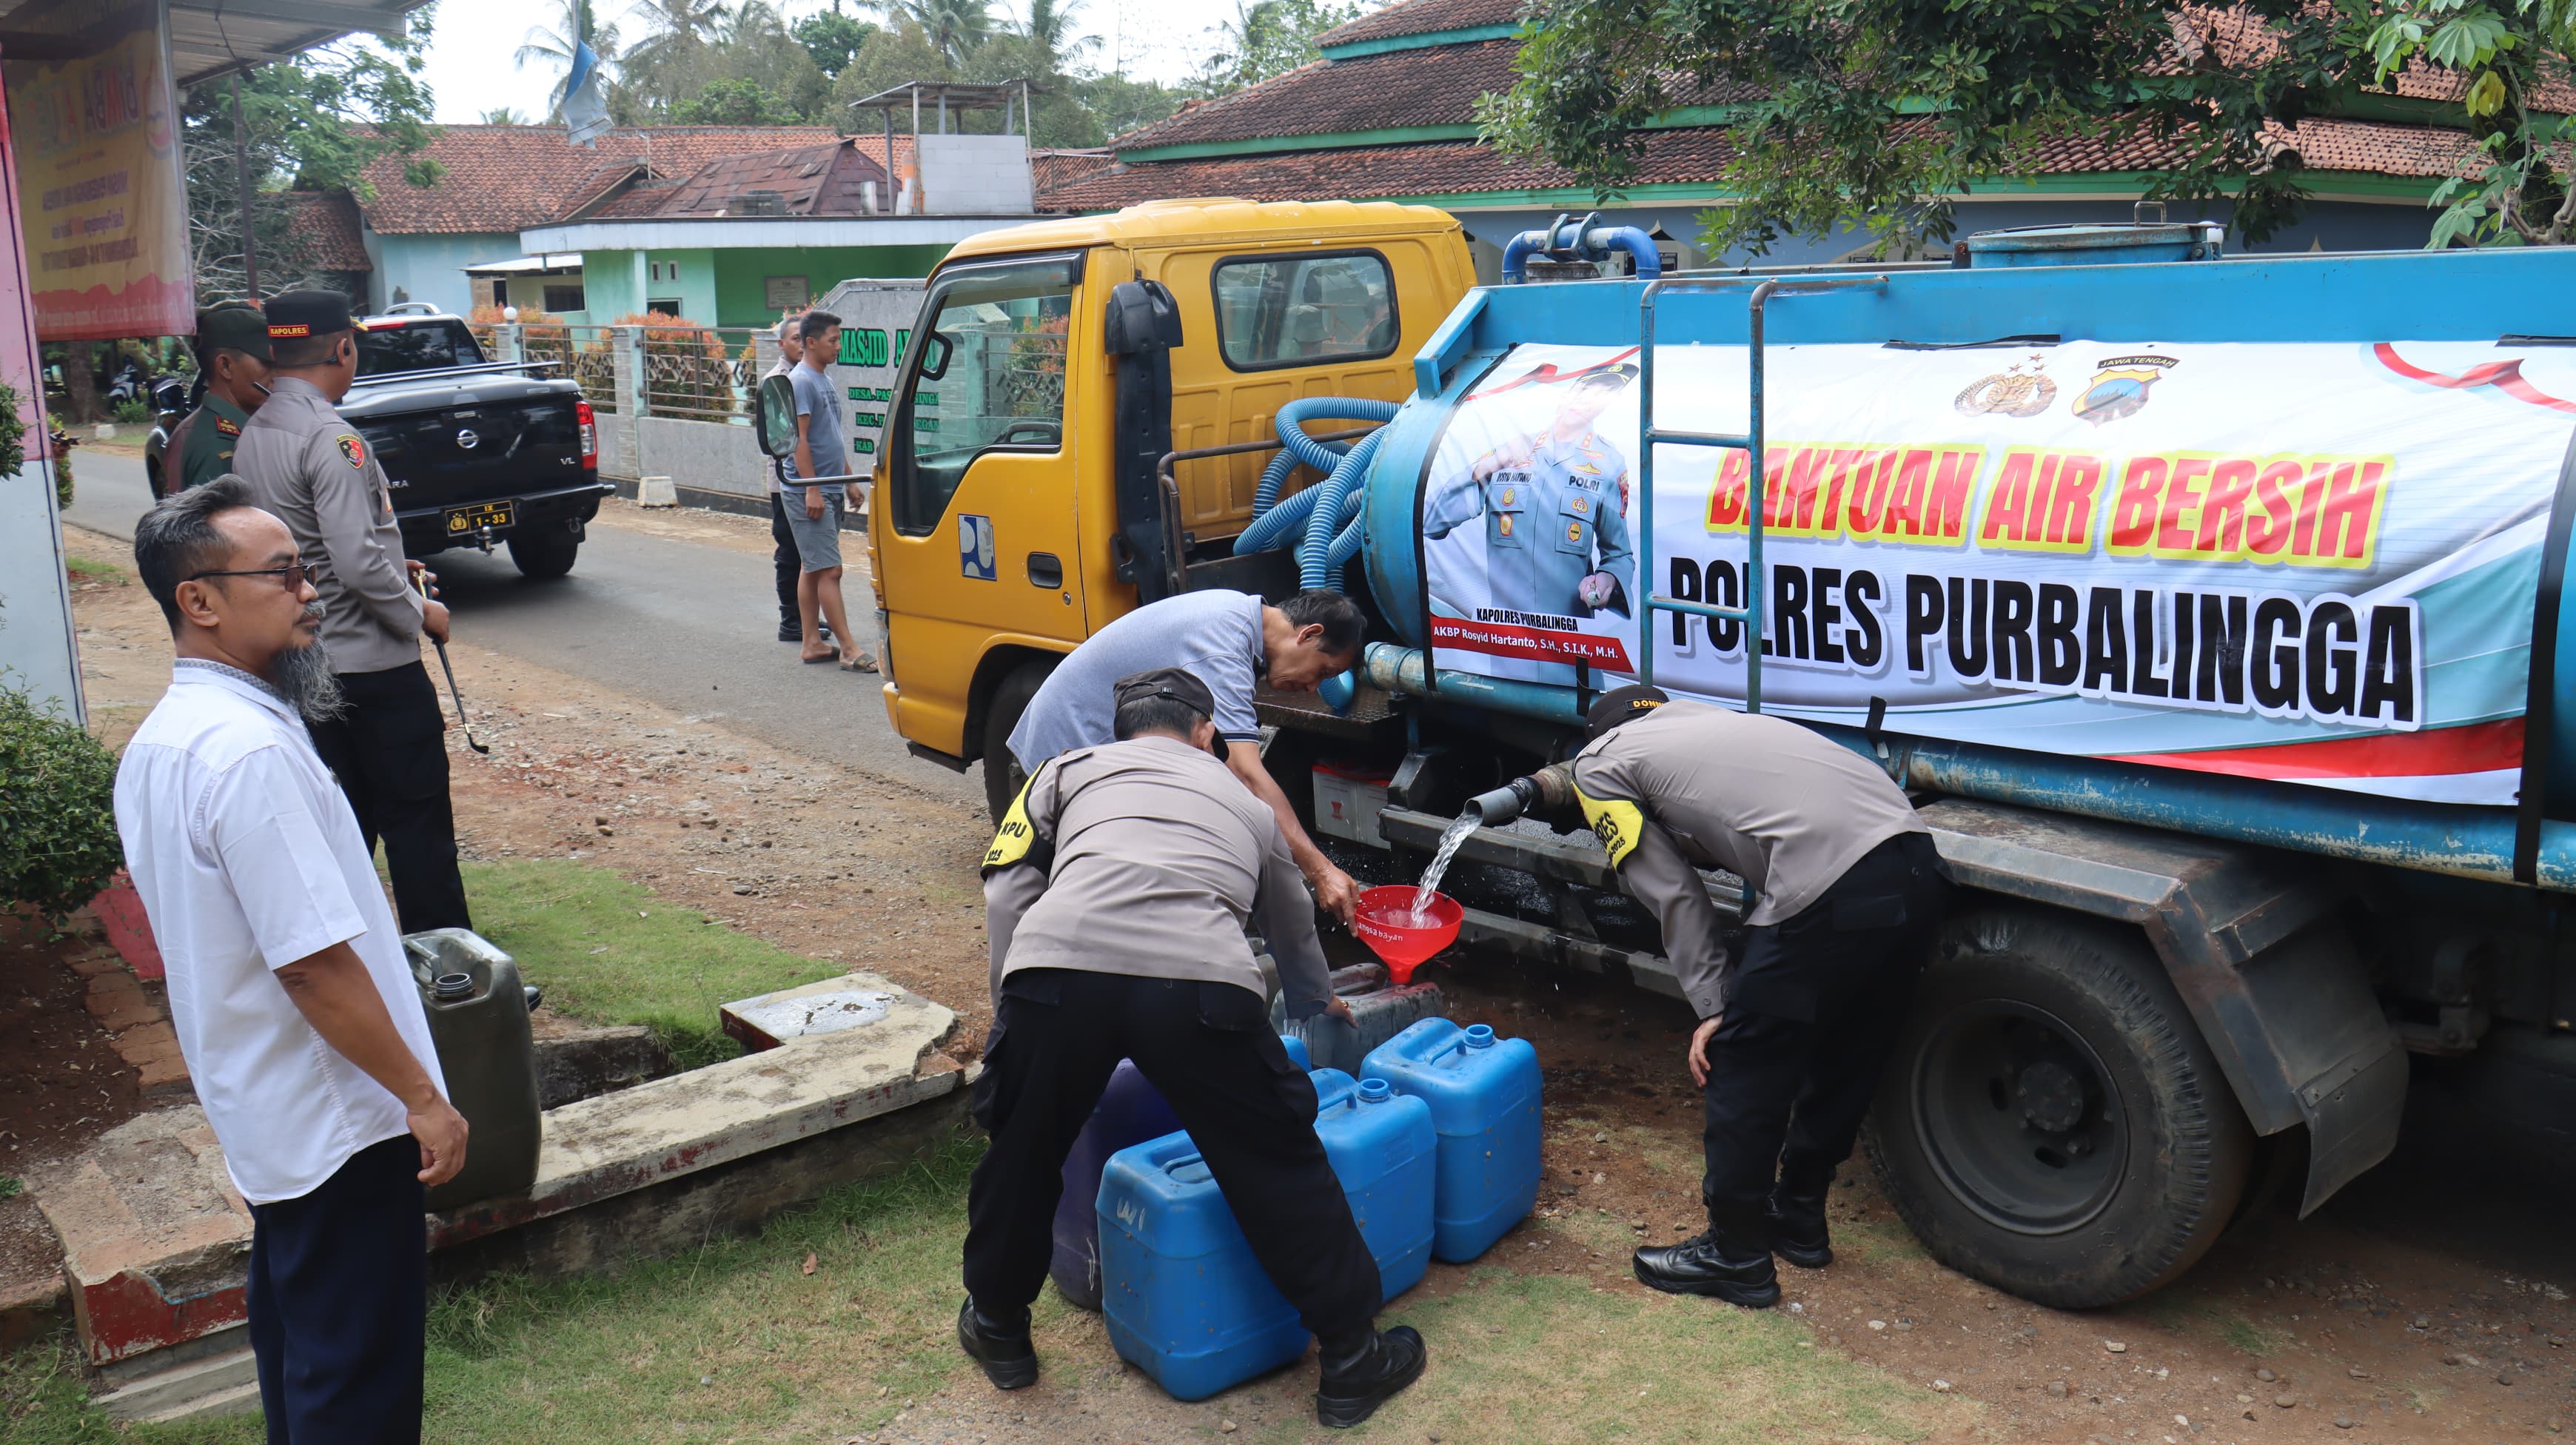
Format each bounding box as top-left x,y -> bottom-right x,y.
620,0 -> 734,79
516,0 -> 622,117
893,0 -> 993,69
480,107 -> 530,124
1019,0 -> 1095,73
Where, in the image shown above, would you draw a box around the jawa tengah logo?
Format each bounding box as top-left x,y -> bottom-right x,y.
1953,354 -> 2058,418
2070,355 -> 2179,426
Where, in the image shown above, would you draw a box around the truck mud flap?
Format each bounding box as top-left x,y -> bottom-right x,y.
1919,798 -> 2406,1216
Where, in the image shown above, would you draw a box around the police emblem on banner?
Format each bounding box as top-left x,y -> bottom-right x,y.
2070,355 -> 2178,426
1953,355 -> 2058,418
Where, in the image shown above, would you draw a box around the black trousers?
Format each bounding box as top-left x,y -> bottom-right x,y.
768,491 -> 801,632
964,969 -> 1382,1346
1700,831 -> 1950,1237
247,1135 -> 427,1444
309,660 -> 472,934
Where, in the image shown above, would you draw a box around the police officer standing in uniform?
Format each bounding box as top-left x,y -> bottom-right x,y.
158,299 -> 273,498
1481,686 -> 1948,1307
960,668 -> 1425,1429
235,289 -> 473,935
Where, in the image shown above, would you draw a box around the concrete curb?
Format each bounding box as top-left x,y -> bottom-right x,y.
27,971 -> 964,1421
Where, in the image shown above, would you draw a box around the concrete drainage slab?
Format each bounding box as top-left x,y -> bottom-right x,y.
24,970 -> 963,1423
720,976 -> 901,1052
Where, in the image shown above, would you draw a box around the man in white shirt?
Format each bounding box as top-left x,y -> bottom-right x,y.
115,476 -> 469,1444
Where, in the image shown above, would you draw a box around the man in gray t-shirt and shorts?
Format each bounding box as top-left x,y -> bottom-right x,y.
785,309 -> 873,671
1004,587 -> 1369,922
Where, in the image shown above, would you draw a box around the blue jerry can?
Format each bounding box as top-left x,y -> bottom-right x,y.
1096,1055 -> 1430,1401
1362,1019 -> 1543,1263
1052,1037 -> 1309,1311
1307,1069 -> 1437,1300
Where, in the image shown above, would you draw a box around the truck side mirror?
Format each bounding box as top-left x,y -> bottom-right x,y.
754,374 -> 798,460
918,332 -> 953,380
1104,279 -> 1184,354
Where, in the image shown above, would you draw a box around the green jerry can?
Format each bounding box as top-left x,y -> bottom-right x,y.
403,928 -> 543,1211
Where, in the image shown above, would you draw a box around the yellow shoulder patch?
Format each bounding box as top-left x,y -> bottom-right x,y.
982,779 -> 1041,875
1573,783 -> 1647,871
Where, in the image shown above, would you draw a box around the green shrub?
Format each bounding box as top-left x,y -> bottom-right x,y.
110,398 -> 152,425
0,683 -> 121,926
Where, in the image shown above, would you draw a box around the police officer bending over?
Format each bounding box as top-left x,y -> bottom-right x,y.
1492,686 -> 1950,1307
158,299 -> 273,498
960,668 -> 1426,1429
236,289 -> 472,935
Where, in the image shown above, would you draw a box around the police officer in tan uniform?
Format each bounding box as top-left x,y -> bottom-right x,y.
961,668 -> 1424,1429
235,289 -> 472,934
1482,685 -> 1949,1307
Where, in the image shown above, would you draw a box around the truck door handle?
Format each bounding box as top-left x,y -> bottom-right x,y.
1027,552 -> 1064,589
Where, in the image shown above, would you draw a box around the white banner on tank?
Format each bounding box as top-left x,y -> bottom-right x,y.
1416,338 -> 2576,805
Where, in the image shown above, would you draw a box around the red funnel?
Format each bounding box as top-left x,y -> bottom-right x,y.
1352,886 -> 1462,984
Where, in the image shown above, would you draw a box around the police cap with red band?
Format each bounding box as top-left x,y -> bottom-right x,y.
264,289 -> 353,342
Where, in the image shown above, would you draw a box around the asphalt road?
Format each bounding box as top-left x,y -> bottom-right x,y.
61,447 -> 982,811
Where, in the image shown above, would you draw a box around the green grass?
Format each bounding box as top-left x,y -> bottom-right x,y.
461,859 -> 846,1070
62,557 -> 124,585
0,1333 -> 124,1444
2,1140 -> 984,1445
1351,1267 -> 1950,1445
7,1134 -> 1956,1445
2216,1312 -> 2291,1356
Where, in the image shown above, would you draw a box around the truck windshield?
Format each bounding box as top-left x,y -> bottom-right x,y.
889,255 -> 1077,535
356,319 -> 486,377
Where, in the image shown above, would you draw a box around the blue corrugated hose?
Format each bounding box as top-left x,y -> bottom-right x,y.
1233,398 -> 1401,592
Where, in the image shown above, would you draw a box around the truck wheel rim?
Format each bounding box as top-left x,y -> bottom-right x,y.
1909,999 -> 2128,1236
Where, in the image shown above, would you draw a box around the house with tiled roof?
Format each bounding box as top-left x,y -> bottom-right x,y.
343,116 -> 1072,326
1045,0 -> 2533,260
346,124 -> 845,316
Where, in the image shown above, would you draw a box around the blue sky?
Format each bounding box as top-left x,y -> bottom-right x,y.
409,0 -> 1214,124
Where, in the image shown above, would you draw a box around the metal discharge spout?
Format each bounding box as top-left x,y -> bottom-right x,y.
1465,764 -> 1575,828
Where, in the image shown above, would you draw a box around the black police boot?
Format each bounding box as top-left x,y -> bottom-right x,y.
1767,1181 -> 1834,1269
1632,1227 -> 1781,1308
777,620 -> 834,644
1315,1325 -> 1427,1429
955,1298 -> 1036,1389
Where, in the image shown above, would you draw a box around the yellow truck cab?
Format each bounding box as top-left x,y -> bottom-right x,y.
865,198 -> 1475,817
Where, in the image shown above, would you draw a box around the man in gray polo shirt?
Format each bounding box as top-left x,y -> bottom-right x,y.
1006,588 -> 1366,922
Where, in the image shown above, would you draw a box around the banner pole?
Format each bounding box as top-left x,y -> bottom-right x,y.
232,71 -> 259,299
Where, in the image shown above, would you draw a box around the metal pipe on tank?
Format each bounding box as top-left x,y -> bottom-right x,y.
1360,642 -> 2576,892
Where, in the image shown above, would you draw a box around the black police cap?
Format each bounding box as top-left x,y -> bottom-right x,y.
1113,667 -> 1228,757
264,289 -> 353,343
1114,666 -> 1216,718
1583,684 -> 1670,743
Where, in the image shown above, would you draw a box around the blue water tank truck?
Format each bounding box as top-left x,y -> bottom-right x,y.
887,204 -> 2576,1307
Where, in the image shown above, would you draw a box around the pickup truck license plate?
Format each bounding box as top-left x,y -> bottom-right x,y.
445,500 -> 515,536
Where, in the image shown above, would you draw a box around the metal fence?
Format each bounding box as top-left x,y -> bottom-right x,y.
637,326 -> 762,425
464,322 -> 765,422
520,324 -> 619,412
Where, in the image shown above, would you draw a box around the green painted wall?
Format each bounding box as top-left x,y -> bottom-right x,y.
710,246 -> 953,327
573,244 -> 954,327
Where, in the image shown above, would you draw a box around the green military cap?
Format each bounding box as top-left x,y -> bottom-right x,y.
195,299 -> 272,361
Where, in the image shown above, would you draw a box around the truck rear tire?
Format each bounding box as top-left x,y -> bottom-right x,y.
509,531 -> 579,580
1862,907 -> 2253,1309
982,659 -> 1053,824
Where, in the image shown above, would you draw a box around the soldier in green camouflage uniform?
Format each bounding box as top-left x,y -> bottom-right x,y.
159,299 -> 273,497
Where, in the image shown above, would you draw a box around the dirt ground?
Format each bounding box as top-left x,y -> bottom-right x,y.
50,509 -> 2576,1444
